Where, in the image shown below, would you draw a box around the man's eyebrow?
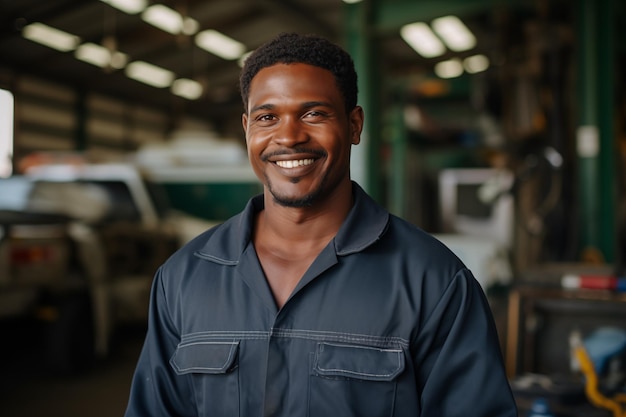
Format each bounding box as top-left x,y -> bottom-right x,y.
302,101 -> 332,109
250,103 -> 275,113
249,101 -> 333,114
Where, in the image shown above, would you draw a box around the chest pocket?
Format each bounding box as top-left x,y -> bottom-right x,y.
170,340 -> 240,417
309,342 -> 405,417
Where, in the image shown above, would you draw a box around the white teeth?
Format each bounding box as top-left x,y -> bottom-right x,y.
276,159 -> 314,169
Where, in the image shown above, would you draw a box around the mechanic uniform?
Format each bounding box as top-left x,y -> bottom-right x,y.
125,182 -> 518,417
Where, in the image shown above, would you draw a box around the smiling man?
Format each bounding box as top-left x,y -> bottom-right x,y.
125,33 -> 518,417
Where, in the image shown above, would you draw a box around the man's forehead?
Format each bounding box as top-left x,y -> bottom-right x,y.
249,63 -> 336,93
253,62 -> 333,81
246,63 -> 343,112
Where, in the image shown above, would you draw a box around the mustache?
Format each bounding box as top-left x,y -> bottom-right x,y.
261,148 -> 327,162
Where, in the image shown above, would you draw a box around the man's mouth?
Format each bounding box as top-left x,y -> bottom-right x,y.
275,158 -> 315,169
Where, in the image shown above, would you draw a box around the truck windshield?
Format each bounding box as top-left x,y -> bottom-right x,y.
0,177 -> 142,223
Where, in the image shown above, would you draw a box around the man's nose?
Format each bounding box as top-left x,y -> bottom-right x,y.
273,117 -> 308,146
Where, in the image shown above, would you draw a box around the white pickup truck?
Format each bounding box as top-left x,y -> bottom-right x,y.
0,163 -> 215,373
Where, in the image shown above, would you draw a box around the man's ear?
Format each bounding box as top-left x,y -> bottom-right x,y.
349,106 -> 364,145
241,113 -> 249,138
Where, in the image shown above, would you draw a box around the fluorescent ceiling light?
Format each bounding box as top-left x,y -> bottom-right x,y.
142,4 -> 184,35
463,54 -> 489,73
22,23 -> 80,52
400,22 -> 445,58
171,78 -> 203,100
100,0 -> 147,15
125,61 -> 174,88
434,58 -> 464,78
182,17 -> 200,36
342,0 -> 363,3
195,30 -> 246,60
109,51 -> 128,69
431,15 -> 476,52
75,43 -> 128,69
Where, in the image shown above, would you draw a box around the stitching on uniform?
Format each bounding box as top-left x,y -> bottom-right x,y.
173,341 -> 238,372
315,342 -> 403,378
178,329 -> 409,348
181,331 -> 269,342
271,328 -> 409,348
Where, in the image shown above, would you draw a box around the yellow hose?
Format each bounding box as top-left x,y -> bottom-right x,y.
574,345 -> 626,417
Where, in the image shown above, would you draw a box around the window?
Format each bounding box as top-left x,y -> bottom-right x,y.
0,89 -> 14,177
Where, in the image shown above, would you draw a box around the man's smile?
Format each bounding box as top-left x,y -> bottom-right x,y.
275,158 -> 315,169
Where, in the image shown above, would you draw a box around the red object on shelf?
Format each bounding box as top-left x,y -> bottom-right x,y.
561,274 -> 626,292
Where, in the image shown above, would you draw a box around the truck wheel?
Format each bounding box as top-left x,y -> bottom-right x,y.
43,291 -> 95,374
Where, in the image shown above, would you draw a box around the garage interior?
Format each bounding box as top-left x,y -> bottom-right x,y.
1,0 -> 626,416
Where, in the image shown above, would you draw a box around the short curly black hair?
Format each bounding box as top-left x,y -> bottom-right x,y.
239,32 -> 358,114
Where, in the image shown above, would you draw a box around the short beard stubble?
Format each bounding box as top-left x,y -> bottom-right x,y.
266,174 -> 327,208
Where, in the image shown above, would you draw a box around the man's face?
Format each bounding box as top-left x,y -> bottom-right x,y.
242,63 -> 362,208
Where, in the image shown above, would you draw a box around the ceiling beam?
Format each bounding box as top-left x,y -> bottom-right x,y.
374,0 -> 532,34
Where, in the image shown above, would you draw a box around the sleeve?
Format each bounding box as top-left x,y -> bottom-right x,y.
413,269 -> 518,417
124,267 -> 197,417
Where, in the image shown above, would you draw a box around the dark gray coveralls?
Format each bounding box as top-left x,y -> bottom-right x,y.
125,183 -> 518,417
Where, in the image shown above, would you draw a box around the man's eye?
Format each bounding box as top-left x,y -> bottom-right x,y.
257,114 -> 276,122
304,111 -> 325,119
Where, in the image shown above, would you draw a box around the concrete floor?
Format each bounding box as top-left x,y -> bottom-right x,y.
0,323 -> 144,417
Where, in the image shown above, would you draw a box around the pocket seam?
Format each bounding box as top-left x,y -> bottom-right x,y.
170,341 -> 239,375
313,342 -> 404,381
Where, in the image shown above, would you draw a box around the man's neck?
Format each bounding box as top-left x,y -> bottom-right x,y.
258,183 -> 353,244
252,182 -> 354,309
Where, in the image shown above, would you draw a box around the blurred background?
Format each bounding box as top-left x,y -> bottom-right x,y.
1,0 -> 626,416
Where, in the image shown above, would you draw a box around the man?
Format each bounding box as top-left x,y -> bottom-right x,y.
125,32 -> 518,416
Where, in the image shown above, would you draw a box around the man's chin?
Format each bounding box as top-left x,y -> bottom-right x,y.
268,184 -> 319,208
271,192 -> 315,208
266,176 -> 325,208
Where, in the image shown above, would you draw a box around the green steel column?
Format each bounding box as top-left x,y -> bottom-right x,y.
344,0 -> 382,202
597,0 -> 616,262
576,0 -> 599,255
576,0 -> 615,262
